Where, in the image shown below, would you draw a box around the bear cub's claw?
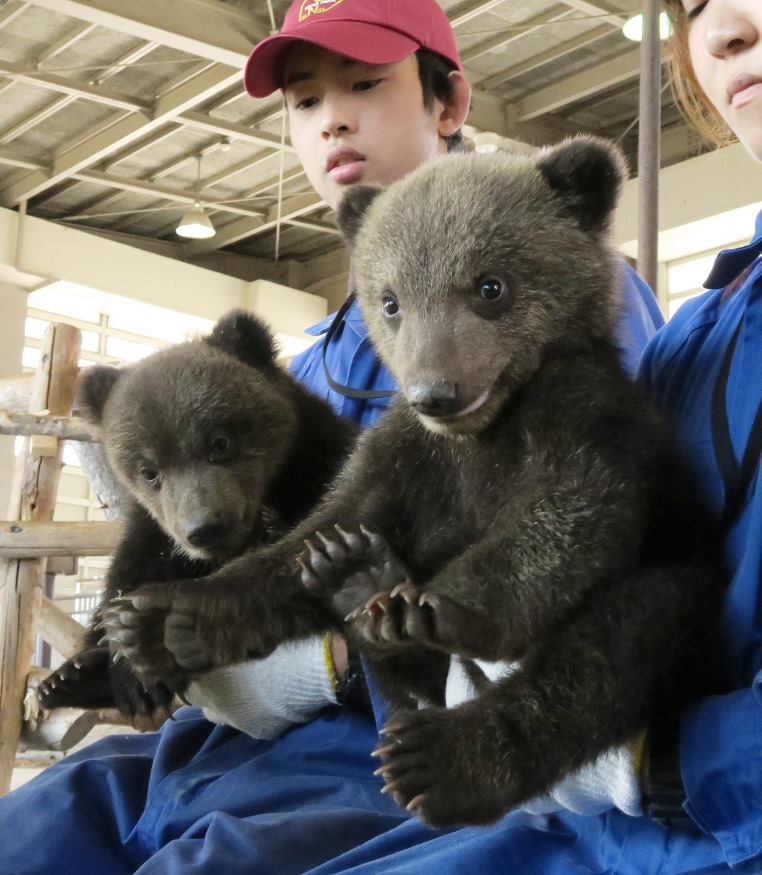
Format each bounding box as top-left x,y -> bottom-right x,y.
348,583 -> 504,659
38,648 -> 109,710
372,706 -> 516,828
100,587 -> 192,688
298,524 -> 410,617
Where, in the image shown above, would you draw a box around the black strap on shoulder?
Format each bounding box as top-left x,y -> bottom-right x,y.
710,319 -> 762,530
321,294 -> 395,401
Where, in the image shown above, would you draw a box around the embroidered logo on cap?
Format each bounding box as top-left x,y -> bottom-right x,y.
299,0 -> 346,22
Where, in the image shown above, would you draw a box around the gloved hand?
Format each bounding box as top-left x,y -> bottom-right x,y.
446,655 -> 645,817
185,634 -> 339,740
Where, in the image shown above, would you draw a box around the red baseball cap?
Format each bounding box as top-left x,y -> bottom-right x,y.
244,0 -> 462,98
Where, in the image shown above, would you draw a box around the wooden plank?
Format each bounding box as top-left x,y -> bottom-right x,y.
0,520 -> 122,558
0,409 -> 100,441
0,323 -> 82,795
37,595 -> 86,659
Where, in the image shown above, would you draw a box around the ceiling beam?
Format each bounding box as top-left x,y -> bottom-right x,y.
25,0 -> 267,68
0,59 -> 150,112
461,9 -> 573,65
0,147 -> 45,171
0,1 -> 29,29
287,218 -> 341,236
35,20 -> 97,63
179,110 -> 295,153
467,89 -> 570,145
475,23 -> 614,91
556,0 -> 627,28
450,0 -> 508,28
517,48 -> 643,120
0,63 -> 242,204
185,191 -> 324,254
71,169 -> 266,219
0,95 -> 77,145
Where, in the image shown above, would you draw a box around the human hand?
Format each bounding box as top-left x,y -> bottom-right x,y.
446,656 -> 645,817
519,734 -> 646,817
185,634 -> 340,739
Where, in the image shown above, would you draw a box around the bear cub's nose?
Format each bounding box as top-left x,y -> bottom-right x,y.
407,380 -> 460,418
185,518 -> 227,549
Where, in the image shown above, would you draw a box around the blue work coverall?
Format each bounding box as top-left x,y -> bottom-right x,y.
7,258 -> 755,875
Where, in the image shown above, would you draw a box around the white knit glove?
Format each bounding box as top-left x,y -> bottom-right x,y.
184,635 -> 339,740
446,656 -> 645,817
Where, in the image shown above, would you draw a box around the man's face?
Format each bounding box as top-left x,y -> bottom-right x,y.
284,45 -> 447,210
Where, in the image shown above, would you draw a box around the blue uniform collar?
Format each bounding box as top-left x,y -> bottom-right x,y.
704,208 -> 762,289
303,296 -> 366,339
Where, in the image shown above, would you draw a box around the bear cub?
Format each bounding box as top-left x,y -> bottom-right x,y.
39,310 -> 355,725
105,138 -> 727,825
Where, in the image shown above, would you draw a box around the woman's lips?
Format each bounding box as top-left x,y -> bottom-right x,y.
729,74 -> 762,109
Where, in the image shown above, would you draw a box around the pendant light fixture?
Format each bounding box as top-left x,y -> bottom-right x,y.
622,10 -> 672,42
176,154 -> 216,239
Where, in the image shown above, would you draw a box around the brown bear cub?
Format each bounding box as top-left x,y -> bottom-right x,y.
39,310 -> 355,725
104,139 -> 727,825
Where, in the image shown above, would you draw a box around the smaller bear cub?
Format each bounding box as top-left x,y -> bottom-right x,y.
39,310 -> 355,725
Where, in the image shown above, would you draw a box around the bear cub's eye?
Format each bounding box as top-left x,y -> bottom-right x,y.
139,465 -> 160,486
476,275 -> 508,302
382,293 -> 400,318
207,431 -> 234,463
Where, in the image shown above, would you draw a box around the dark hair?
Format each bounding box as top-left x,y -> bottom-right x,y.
415,49 -> 465,152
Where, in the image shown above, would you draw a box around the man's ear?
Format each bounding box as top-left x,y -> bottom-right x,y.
438,70 -> 471,139
206,309 -> 278,371
75,365 -> 122,424
337,185 -> 383,247
536,136 -> 627,236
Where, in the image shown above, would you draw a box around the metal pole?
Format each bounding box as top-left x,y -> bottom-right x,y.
637,0 -> 662,294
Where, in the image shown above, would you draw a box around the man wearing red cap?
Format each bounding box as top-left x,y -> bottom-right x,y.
0,2 -> 664,873
244,0 -> 463,99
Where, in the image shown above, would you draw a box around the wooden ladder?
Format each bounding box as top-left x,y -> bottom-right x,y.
0,323 -> 122,795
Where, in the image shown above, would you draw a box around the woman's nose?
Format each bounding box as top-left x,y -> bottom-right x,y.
704,1 -> 759,58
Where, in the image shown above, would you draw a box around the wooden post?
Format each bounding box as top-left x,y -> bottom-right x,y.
37,595 -> 86,660
0,323 -> 81,795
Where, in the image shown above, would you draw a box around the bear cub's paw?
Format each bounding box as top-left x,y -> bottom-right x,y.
102,579 -> 291,686
101,584 -> 197,688
349,583 -> 505,659
38,648 -> 111,710
298,524 -> 409,617
373,704 -> 521,827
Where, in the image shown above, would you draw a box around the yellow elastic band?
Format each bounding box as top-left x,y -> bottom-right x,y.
323,633 -> 339,690
632,729 -> 648,782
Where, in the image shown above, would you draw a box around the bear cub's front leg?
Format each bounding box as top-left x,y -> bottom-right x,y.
300,526 -> 503,658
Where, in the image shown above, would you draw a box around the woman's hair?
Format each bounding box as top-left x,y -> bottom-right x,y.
662,0 -> 736,145
415,49 -> 466,152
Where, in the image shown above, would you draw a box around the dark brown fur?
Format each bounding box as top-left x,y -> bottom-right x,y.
39,310 -> 355,723
104,140 -> 727,824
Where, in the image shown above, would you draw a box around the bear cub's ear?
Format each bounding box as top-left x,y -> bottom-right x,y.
336,185 -> 383,247
75,365 -> 122,423
206,309 -> 278,371
537,136 -> 627,236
